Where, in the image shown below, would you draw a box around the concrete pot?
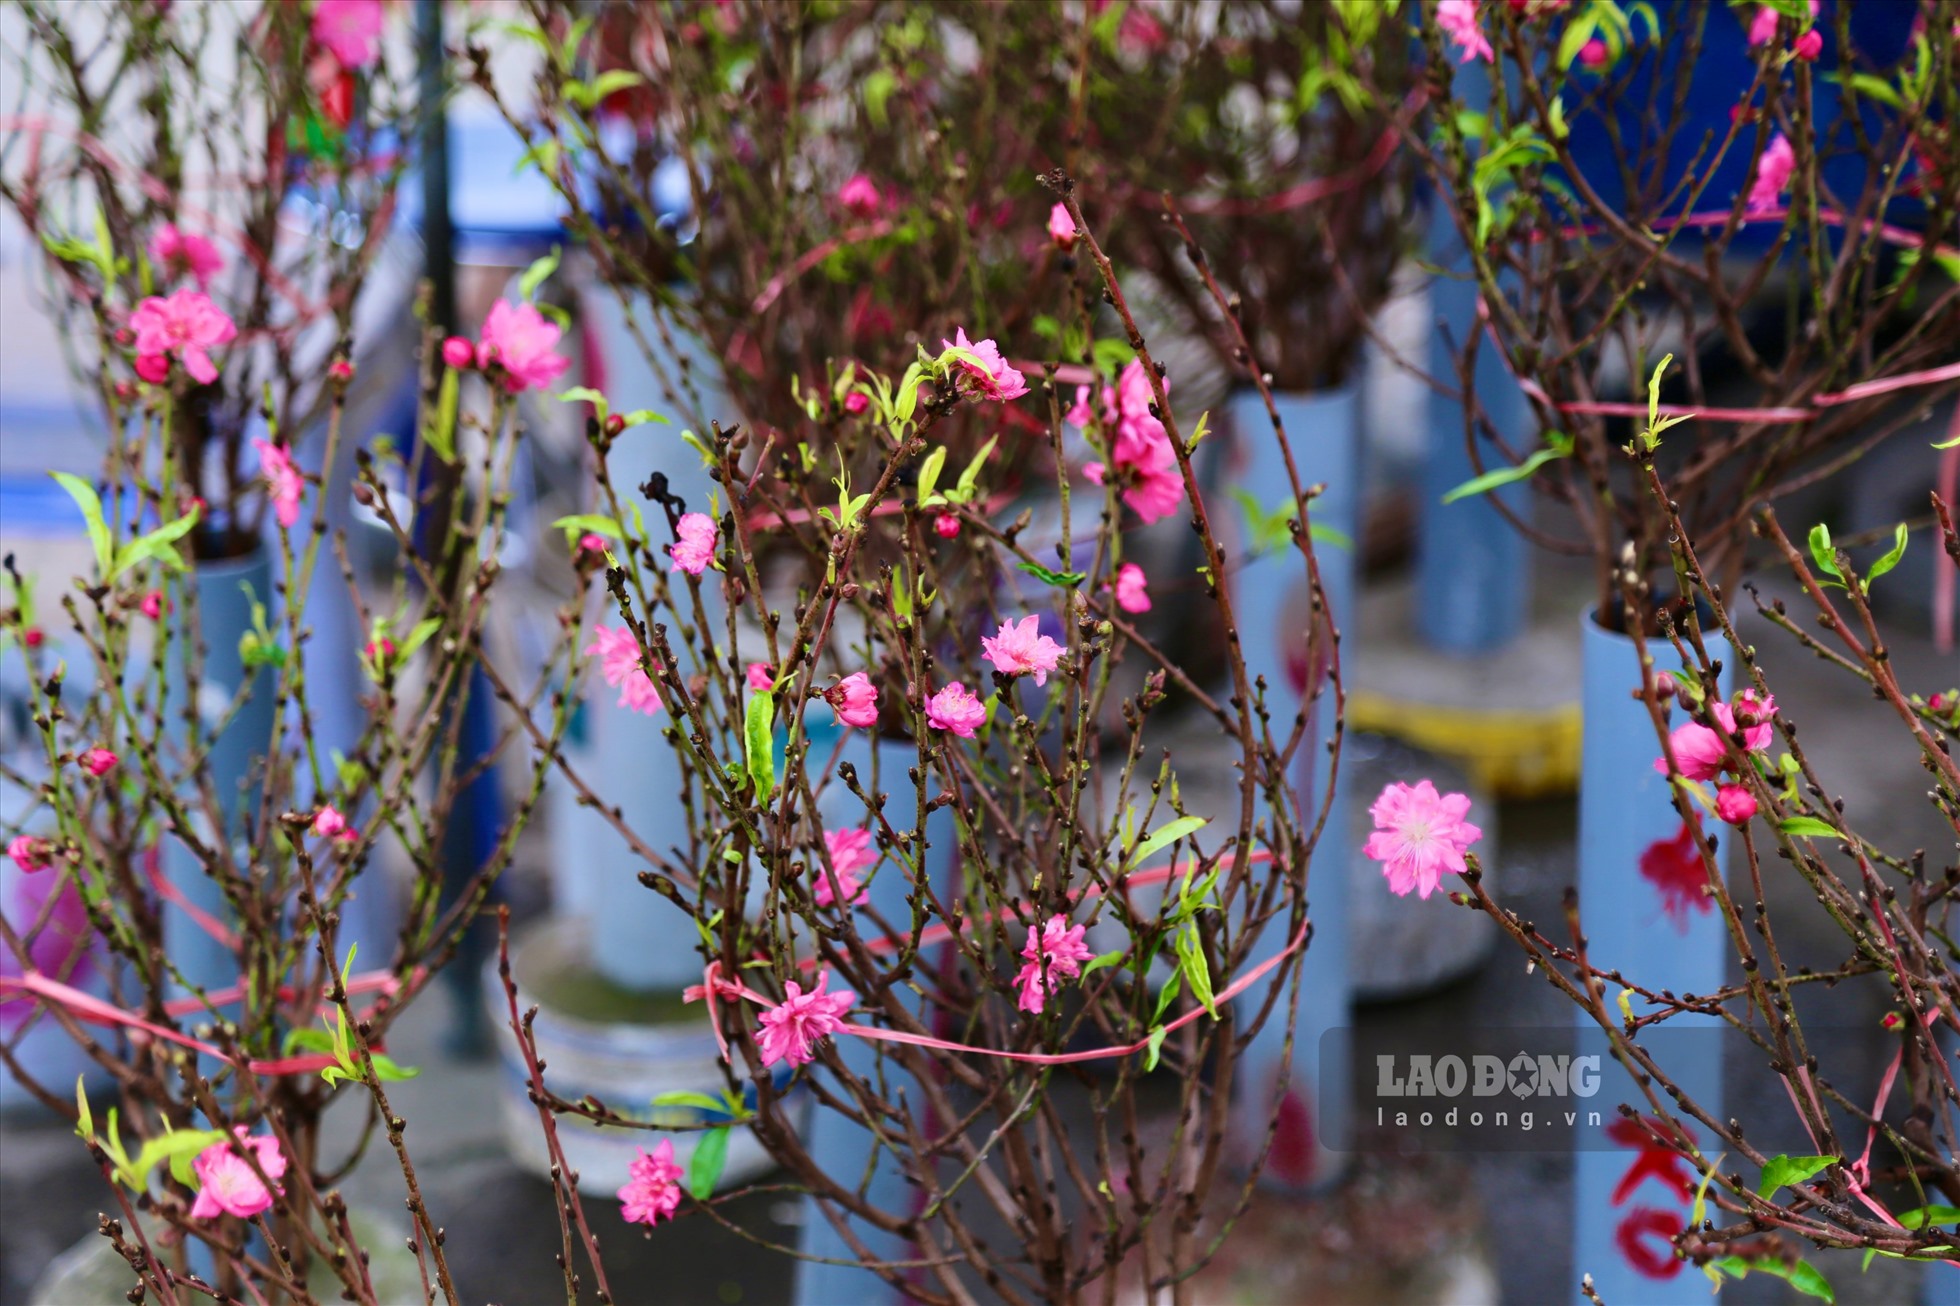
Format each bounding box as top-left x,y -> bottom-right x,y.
483,917 -> 782,1196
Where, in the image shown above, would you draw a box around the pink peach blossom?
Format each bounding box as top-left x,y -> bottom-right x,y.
1578,37 -> 1608,68
746,662 -> 775,692
190,1128 -> 287,1220
139,591 -> 165,620
150,225 -> 223,289
129,288 -> 235,386
253,438 -> 304,529
925,682 -> 988,738
1363,780 -> 1483,900
844,390 -> 870,415
585,625 -> 663,716
934,513 -> 961,539
1714,784 -> 1758,826
441,335 -> 474,369
757,970 -> 855,1067
1747,133 -> 1795,215
7,835 -> 51,874
838,174 -> 883,218
1747,0 -> 1817,48
80,748 -> 118,777
815,828 -> 876,908
940,328 -> 1029,403
981,616 -> 1065,687
578,532 -> 609,558
618,1138 -> 685,1226
312,0 -> 386,70
1654,691 -> 1777,780
1792,28 -> 1822,60
1014,915 -> 1095,1014
830,672 -> 879,728
311,805 -> 358,842
1437,0 -> 1494,64
1114,563 -> 1151,614
476,300 -> 571,394
668,512 -> 718,575
1048,203 -> 1078,248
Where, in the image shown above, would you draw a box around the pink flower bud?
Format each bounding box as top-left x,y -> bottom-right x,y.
578,533 -> 609,558
934,513 -> 961,539
746,663 -> 775,692
80,748 -> 120,777
441,336 -> 475,370
1652,671 -> 1677,699
1714,784 -> 1757,826
22,628 -> 44,649
843,391 -> 869,415
365,636 -> 396,663
8,834 -> 52,873
604,413 -> 627,437
1047,202 -> 1078,249
1579,37 -> 1608,68
140,591 -> 165,620
1792,28 -> 1822,60
328,358 -> 355,383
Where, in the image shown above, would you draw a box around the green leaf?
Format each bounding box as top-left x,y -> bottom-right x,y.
1865,523 -> 1908,587
1149,971 -> 1183,1025
1689,1152 -> 1723,1228
51,473 -> 112,576
1143,1026 -> 1168,1072
573,69 -> 643,110
745,689 -> 776,799
619,409 -> 668,428
915,446 -> 948,505
426,369 -> 460,463
519,245 -> 562,303
1807,523 -> 1845,584
551,513 -> 624,545
1308,523 -> 1354,552
1441,435 -> 1573,503
862,67 -> 897,130
1079,950 -> 1128,981
1710,1255 -> 1835,1303
74,1076 -> 92,1141
398,616 -> 441,662
557,386 -> 609,423
652,1090 -> 727,1114
1131,816 -> 1207,866
1895,1205 -> 1960,1231
166,1128 -> 228,1187
1777,816 -> 1841,839
282,1026 -> 337,1057
1758,1154 -> 1835,1198
688,1126 -> 731,1200
952,434 -> 999,502
132,1129 -> 227,1193
369,1053 -> 420,1081
1016,560 -> 1087,588
1175,924 -> 1218,1018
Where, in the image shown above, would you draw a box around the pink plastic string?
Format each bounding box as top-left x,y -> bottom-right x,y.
143,847 -> 240,952
687,850 -> 1301,1067
0,967 -> 416,1077
1479,297 -> 1960,426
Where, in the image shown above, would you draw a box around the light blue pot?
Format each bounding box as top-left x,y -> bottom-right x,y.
162,548 -> 279,998
577,289 -> 729,991
1573,611 -> 1729,1303
794,730 -> 954,1305
1224,385 -> 1357,1193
